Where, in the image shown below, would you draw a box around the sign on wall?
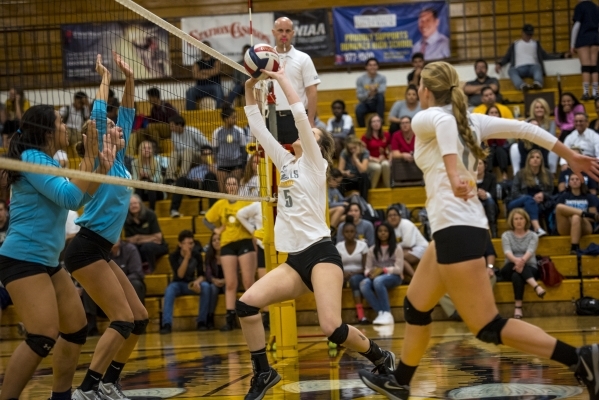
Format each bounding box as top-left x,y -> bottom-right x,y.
274,9 -> 333,57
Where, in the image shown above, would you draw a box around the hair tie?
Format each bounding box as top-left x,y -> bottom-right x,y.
450,85 -> 456,91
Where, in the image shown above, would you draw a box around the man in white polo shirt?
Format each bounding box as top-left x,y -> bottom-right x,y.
560,112 -> 599,170
268,17 -> 321,144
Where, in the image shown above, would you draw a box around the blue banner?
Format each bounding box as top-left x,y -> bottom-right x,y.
332,2 -> 450,65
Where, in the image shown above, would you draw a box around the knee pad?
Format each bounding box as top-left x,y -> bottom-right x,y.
108,321 -> 135,339
327,323 -> 349,345
132,319 -> 149,335
403,296 -> 433,326
476,314 -> 508,345
582,65 -> 595,74
60,325 -> 87,345
26,333 -> 56,357
235,299 -> 260,318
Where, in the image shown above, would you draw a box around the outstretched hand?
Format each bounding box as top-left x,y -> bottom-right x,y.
568,153 -> 599,182
98,132 -> 117,173
112,51 -> 133,78
82,120 -> 99,159
95,54 -> 110,78
260,65 -> 286,81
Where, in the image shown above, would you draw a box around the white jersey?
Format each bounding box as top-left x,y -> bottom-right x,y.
236,202 -> 264,249
412,106 -> 557,234
273,46 -> 320,111
245,102 -> 329,253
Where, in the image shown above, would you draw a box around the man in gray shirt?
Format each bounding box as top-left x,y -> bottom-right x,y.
165,115 -> 210,183
355,57 -> 387,127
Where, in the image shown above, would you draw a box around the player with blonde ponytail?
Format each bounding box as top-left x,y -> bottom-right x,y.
359,61 -> 599,400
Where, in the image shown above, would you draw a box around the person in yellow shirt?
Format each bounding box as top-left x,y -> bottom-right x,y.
204,175 -> 256,331
472,86 -> 515,119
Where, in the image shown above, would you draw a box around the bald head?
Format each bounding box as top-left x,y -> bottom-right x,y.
273,17 -> 295,52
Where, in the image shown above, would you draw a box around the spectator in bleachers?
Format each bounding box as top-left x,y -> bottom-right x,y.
239,154 -> 259,196
338,137 -> 370,200
336,217 -> 368,324
336,203 -> 375,247
132,140 -> 164,210
571,0 -> 599,100
124,194 -> 169,274
388,85 -> 421,134
361,115 -> 391,189
165,115 -> 210,184
555,174 -> 599,254
472,86 -> 514,118
558,153 -> 598,195
507,149 -> 554,237
390,117 -> 416,163
385,205 -> 428,279
527,98 -> 558,172
555,92 -> 585,141
476,159 -> 499,237
186,41 -> 224,110
314,113 -> 328,133
590,98 -> 599,132
501,208 -> 543,319
560,113 -> 599,169
464,59 -> 503,106
212,104 -> 248,193
204,176 -> 256,331
0,200 -> 9,247
60,91 -> 89,147
360,222 -> 403,325
3,88 -> 29,146
326,100 -> 354,159
412,8 -> 450,60
203,232 -> 225,330
226,44 -> 252,106
146,87 -> 179,149
328,168 -> 348,234
53,149 -> 68,168
355,57 -> 387,128
483,105 -> 510,181
169,145 -> 219,218
160,230 -> 208,334
407,53 -> 424,87
510,120 -> 551,176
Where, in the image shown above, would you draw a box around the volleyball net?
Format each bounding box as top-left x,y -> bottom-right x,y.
0,0 -> 273,203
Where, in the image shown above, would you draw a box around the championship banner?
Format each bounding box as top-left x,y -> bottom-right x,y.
332,2 -> 450,65
61,22 -> 171,83
181,13 -> 274,64
274,9 -> 333,57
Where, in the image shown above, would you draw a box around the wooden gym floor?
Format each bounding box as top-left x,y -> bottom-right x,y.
3,316 -> 599,399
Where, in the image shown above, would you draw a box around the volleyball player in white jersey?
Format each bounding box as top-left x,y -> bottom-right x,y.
237,68 -> 395,400
358,61 -> 599,400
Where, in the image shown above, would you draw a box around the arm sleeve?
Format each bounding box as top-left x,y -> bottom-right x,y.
417,110 -> 461,157
501,232 -> 512,255
489,174 -> 498,202
131,160 -> 139,181
378,75 -> 387,93
126,245 -> 144,279
364,248 -> 374,276
194,128 -> 210,149
302,58 -> 320,88
152,157 -> 163,183
236,202 -> 258,234
147,212 -> 162,234
389,101 -> 401,119
498,44 -> 513,67
510,172 -> 523,199
356,77 -> 367,101
116,107 -> 135,161
343,115 -> 354,132
244,105 -> 294,170
571,21 -> 581,49
204,200 -> 222,226
168,252 -> 179,273
475,114 -> 558,150
392,247 -> 404,276
527,233 -> 539,254
194,251 -> 204,277
365,222 -> 375,247
291,102 -> 324,172
336,222 -> 345,243
91,99 -> 108,148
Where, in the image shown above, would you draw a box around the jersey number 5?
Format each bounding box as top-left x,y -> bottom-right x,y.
283,190 -> 293,207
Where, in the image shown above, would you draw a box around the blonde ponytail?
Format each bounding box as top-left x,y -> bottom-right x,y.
450,87 -> 488,160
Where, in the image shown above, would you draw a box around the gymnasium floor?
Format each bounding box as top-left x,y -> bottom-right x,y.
5,316 -> 599,399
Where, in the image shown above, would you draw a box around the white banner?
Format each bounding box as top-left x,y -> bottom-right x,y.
181,13 -> 274,65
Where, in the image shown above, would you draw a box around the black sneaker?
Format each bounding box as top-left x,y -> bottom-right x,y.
197,321 -> 208,331
575,344 -> 599,400
159,323 -> 172,334
370,350 -> 397,375
245,367 -> 281,400
359,369 -> 410,400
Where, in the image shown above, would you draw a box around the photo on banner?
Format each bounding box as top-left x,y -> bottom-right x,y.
274,9 -> 334,57
61,22 -> 171,83
181,13 -> 274,64
332,2 -> 450,65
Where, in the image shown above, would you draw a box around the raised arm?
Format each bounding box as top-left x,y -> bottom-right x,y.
113,51 -> 134,109
95,54 -> 111,102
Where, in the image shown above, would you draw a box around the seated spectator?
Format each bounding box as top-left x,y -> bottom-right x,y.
472,87 -> 514,118
510,120 -> 550,176
165,115 -> 210,183
3,88 -> 29,145
388,85 -> 421,134
501,208 -> 544,319
360,223 -> 403,325
495,24 -> 564,91
390,117 -> 416,163
556,174 -> 599,254
186,41 -> 224,110
60,91 -> 89,148
590,98 -> 599,132
507,150 -> 554,237
54,149 -> 68,168
328,168 -> 348,233
407,53 -> 424,87
338,137 -> 370,200
145,87 -> 179,150
0,200 -> 8,247
326,100 -> 355,159
124,194 -> 169,274
169,145 -> 219,218
355,57 -> 387,128
527,98 -> 558,172
555,92 -> 585,141
475,159 -> 499,237
239,154 -> 259,196
212,105 -> 248,192
361,115 -> 391,189
336,217 -> 368,324
83,239 -> 145,335
385,205 -> 428,279
203,232 -> 225,330
559,163 -> 598,195
560,113 -> 599,168
411,8 -> 450,60
483,105 -> 510,181
132,140 -> 164,210
464,59 -> 503,106
314,113 -> 327,132
160,230 -> 211,334
336,203 -> 375,247
226,44 -> 252,106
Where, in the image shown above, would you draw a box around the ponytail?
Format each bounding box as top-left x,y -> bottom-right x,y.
450,88 -> 488,160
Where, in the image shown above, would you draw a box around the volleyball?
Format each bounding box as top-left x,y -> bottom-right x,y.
244,44 -> 280,80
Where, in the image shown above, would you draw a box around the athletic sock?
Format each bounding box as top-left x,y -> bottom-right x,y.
551,340 -> 579,368
250,348 -> 270,374
102,360 -> 125,384
394,359 -> 418,386
50,388 -> 71,400
79,369 -> 103,391
593,82 -> 598,97
359,339 -> 385,365
355,303 -> 365,320
584,82 -> 590,96
571,243 -> 580,252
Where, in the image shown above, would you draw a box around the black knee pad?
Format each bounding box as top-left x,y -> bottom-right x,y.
327,323 -> 349,345
26,333 -> 56,357
582,65 -> 595,74
403,296 -> 433,326
60,325 -> 87,345
476,314 -> 508,345
235,300 -> 260,318
132,319 -> 149,335
108,321 -> 135,339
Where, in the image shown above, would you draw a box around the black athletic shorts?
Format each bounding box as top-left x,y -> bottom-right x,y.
257,246 -> 265,268
217,164 -> 244,173
64,227 -> 114,273
221,239 -> 255,257
0,255 -> 62,286
433,226 -> 490,264
286,239 -> 343,292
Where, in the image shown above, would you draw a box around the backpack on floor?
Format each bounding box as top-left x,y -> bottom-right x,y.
576,297 -> 599,316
